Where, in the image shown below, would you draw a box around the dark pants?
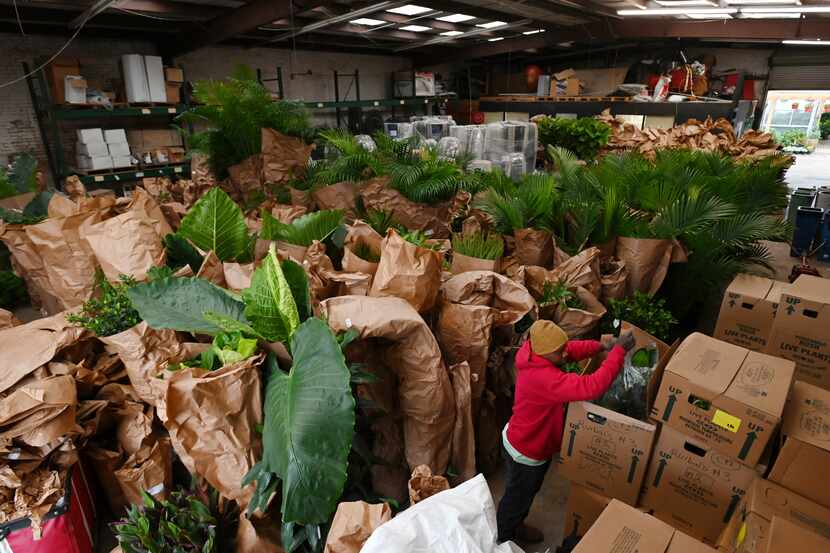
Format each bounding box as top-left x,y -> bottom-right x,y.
496,445 -> 551,543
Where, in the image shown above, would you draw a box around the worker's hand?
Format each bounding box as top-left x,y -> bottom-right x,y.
617,331 -> 636,352
600,335 -> 616,352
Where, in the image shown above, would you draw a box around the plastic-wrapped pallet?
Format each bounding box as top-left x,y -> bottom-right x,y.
384,122 -> 414,140
483,121 -> 538,177
412,117 -> 455,142
355,134 -> 377,152
438,137 -> 461,159
449,125 -> 486,159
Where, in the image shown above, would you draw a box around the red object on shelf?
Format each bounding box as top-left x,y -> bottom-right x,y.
0,463 -> 96,553
722,73 -> 756,100
471,111 -> 485,124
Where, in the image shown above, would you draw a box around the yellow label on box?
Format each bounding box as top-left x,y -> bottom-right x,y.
713,409 -> 741,433
737,522 -> 747,547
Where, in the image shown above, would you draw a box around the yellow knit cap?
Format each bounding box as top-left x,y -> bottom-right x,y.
529,320 -> 568,356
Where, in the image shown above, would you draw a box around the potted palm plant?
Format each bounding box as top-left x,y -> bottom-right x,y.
450,232 -> 504,274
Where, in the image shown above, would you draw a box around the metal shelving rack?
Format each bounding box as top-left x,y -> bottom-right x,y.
23,61 -> 192,189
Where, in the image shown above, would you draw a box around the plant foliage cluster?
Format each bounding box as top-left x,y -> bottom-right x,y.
0,153 -> 38,200
452,232 -> 504,260
536,116 -> 612,161
605,292 -> 678,343
67,274 -> 142,337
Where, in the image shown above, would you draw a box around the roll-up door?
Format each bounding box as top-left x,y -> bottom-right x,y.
769,52 -> 830,90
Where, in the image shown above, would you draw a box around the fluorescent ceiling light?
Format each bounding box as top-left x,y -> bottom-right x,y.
476,20 -> 507,28
743,6 -> 830,12
436,13 -> 475,23
618,8 -> 736,15
686,13 -> 732,18
726,0 -> 801,4
488,37 -> 504,42
741,12 -> 801,18
783,39 -> 830,45
387,4 -> 431,15
522,29 -> 545,35
350,18 -> 384,26
655,1 -> 716,6
400,24 -> 431,32
440,30 -> 463,36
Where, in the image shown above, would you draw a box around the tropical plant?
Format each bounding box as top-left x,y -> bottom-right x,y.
400,229 -> 440,250
174,331 -> 259,371
362,209 -> 402,236
820,113 -> 830,140
162,233 -> 204,273
67,274 -> 141,337
773,129 -> 808,148
352,242 -> 380,263
538,279 -> 584,312
536,116 -> 611,161
178,187 -> 254,262
181,65 -> 312,178
474,171 -> 558,233
0,153 -> 38,200
452,232 -> 504,260
0,270 -> 28,309
310,129 -> 379,186
261,209 -> 345,247
605,292 -> 678,343
113,490 -> 226,553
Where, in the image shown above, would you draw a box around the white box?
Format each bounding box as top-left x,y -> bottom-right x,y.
104,129 -> 128,144
78,141 -> 109,157
107,142 -> 131,156
76,128 -> 104,144
111,155 -> 132,168
64,75 -> 86,104
122,54 -> 150,103
144,56 -> 166,103
76,155 -> 113,171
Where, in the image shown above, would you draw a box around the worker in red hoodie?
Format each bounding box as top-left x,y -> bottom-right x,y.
497,319 -> 635,544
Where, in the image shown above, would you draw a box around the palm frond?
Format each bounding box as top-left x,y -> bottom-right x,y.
261,209 -> 345,246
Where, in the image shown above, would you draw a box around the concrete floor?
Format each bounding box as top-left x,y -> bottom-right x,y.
784,141 -> 830,191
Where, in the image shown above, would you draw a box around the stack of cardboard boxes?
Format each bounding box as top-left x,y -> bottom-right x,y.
126,129 -> 184,165
46,58 -> 86,104
76,128 -> 133,171
164,68 -> 184,104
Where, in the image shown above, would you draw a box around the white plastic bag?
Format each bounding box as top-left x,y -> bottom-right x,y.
361,474 -> 525,553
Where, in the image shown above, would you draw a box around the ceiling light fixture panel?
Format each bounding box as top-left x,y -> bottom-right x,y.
400,24 -> 432,32
387,4 -> 432,15
726,0 -> 801,4
618,7 -> 737,15
440,30 -> 463,36
655,1 -> 717,6
522,29 -> 545,35
436,13 -> 475,23
350,18 -> 384,26
783,39 -> 830,45
476,20 -> 507,28
488,37 -> 504,42
741,12 -> 801,18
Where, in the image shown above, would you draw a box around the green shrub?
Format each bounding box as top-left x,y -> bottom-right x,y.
773,129 -> 808,147
820,113 -> 830,140
67,274 -> 141,337
536,116 -> 611,161
452,232 -> 504,260
606,292 -> 677,343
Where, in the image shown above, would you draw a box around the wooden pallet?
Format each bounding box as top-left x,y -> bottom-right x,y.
482,95 -> 633,103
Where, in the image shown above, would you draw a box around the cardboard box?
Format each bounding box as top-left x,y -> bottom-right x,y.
76,155 -> 113,171
651,333 -> 795,466
122,54 -> 150,103
107,142 -> 130,157
111,155 -> 132,169
719,478 -> 830,553
562,484 -> 612,546
164,67 -> 184,83
104,129 -> 127,144
769,437 -> 830,508
78,141 -> 109,157
640,425 -> 756,545
766,275 -> 830,390
47,57 -> 80,104
76,128 -> 104,144
714,275 -> 790,352
167,147 -> 186,163
165,83 -> 181,104
573,499 -> 717,553
559,401 -> 657,506
551,78 -> 581,97
129,129 -> 182,149
145,56 -> 166,103
781,380 -> 830,454
765,516 -> 830,553
64,75 -> 87,104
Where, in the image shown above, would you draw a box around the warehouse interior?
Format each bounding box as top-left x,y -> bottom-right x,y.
1,2 -> 830,553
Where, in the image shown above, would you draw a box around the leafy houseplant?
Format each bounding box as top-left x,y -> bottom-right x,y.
352,242 -> 380,263
260,209 -> 345,247
178,187 -> 255,262
452,232 -> 504,261
67,274 -> 141,337
400,229 -> 441,251
536,116 -> 611,161
113,490 -> 223,553
605,291 -> 678,343
539,280 -> 584,313
0,153 -> 38,200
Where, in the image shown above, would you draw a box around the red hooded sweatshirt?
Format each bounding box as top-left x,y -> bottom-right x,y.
505,340 -> 626,461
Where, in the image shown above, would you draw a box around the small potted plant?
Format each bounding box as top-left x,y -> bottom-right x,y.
450,232 -> 504,274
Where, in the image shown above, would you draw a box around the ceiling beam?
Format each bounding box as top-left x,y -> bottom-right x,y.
546,0 -> 620,19
263,0 -> 409,43
396,18 -> 533,52
68,0 -> 117,27
449,0 -> 594,25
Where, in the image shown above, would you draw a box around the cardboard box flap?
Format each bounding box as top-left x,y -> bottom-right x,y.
787,275 -> 830,305
742,478 -> 830,539
766,515 -> 830,553
580,400 -> 657,433
724,350 -> 795,416
782,381 -> 830,452
668,531 -> 718,553
728,274 -> 775,301
623,320 -> 669,359
572,499 -> 674,553
769,438 -> 830,508
554,68 -> 577,80
666,333 -> 749,396
766,280 -> 791,303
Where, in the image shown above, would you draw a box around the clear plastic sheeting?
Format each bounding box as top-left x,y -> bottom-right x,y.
438,137 -> 461,159
355,134 -> 377,152
412,117 -> 455,141
596,341 -> 660,421
384,122 -> 414,140
484,121 -> 538,177
467,159 -> 493,172
361,474 -> 525,553
450,125 -> 487,159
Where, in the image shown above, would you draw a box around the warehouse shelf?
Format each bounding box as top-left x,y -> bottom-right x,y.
54,105 -> 188,120
72,163 -> 190,186
301,96 -> 448,109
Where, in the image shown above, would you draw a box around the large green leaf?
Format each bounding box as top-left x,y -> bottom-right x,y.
262,318 -> 355,524
127,276 -> 246,335
281,259 -> 312,322
259,209 -> 344,247
242,245 -> 300,343
178,187 -> 251,261
163,233 -> 204,273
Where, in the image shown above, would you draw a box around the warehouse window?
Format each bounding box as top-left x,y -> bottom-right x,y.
760,90 -> 830,136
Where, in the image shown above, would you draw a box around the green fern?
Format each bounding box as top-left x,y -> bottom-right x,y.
452,232 -> 504,260
261,209 -> 345,246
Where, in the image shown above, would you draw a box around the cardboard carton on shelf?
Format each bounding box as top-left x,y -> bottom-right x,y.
164,67 -> 184,83
765,275 -> 830,390
46,57 -> 80,104
550,68 -> 582,97
559,401 -> 657,506
640,425 -> 756,545
107,142 -> 130,157
127,129 -> 183,150
104,129 -> 127,144
165,83 -> 181,104
561,484 -> 612,546
713,275 -> 791,352
764,516 -> 830,553
76,155 -> 113,171
651,333 -> 795,466
716,478 -> 830,553
76,128 -> 105,144
64,76 -> 87,104
572,499 -> 717,553
78,142 -> 108,157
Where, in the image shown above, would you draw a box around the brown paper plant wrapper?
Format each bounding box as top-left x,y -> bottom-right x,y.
359,176 -> 457,239
513,228 -> 554,268
114,437 -> 174,507
323,501 -> 392,553
312,182 -> 358,220
600,258 -> 628,302
261,128 -> 314,185
0,308 -> 21,330
546,246 -> 601,298
447,362 -> 476,486
0,222 -> 64,315
227,154 -> 264,203
271,203 -> 308,224
615,236 -> 686,296
83,209 -> 167,283
342,220 -> 383,282
0,375 -> 77,448
407,465 -> 450,505
235,511 -> 284,553
369,229 -> 443,314
0,311 -> 88,394
450,252 -> 499,275
321,295 -> 455,474
553,286 -> 607,338
152,355 -> 263,506
0,465 -> 66,536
